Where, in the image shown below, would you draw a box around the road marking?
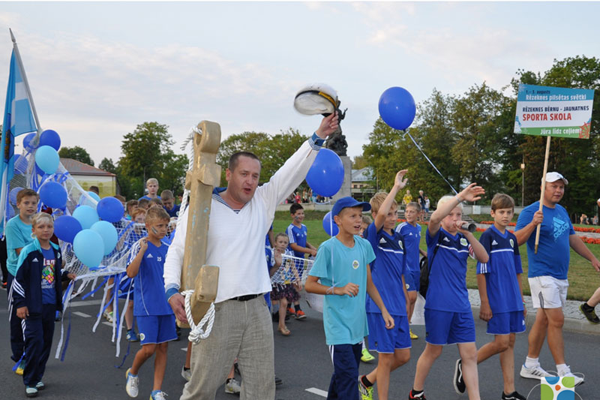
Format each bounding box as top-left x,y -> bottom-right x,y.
102,321 -> 123,328
69,300 -> 103,308
305,387 -> 328,397
73,311 -> 91,318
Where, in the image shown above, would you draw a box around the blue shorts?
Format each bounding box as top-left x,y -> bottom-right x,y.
487,311 -> 526,335
367,313 -> 411,353
425,309 -> 475,345
137,314 -> 178,345
327,343 -> 362,400
405,269 -> 420,292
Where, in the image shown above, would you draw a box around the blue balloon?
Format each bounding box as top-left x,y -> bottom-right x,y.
97,197 -> 124,223
73,205 -> 100,229
9,187 -> 23,206
54,215 -> 83,243
35,145 -> 60,175
306,148 -> 344,197
39,181 -> 68,208
378,86 -> 416,131
322,211 -> 339,237
39,129 -> 61,151
73,229 -> 104,268
13,155 -> 28,175
23,133 -> 37,152
90,221 -> 118,255
87,191 -> 101,202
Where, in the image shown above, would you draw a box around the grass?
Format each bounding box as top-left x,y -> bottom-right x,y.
272,218 -> 600,301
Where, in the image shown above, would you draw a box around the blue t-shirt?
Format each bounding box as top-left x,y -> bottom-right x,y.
5,215 -> 34,276
164,204 -> 180,218
425,227 -> 472,313
364,222 -> 407,316
476,226 -> 523,313
309,236 -> 375,346
515,201 -> 574,280
287,223 -> 308,258
264,246 -> 273,308
41,247 -> 56,305
128,240 -> 173,317
396,221 -> 422,273
138,195 -> 162,201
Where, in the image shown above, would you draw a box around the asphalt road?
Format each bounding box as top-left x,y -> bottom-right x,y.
1,291 -> 598,400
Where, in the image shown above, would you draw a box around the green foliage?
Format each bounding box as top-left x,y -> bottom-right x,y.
58,146 -> 94,166
116,122 -> 189,199
217,128 -> 308,186
361,56 -> 600,213
98,157 -> 116,174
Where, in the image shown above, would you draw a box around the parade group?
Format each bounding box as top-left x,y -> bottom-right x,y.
4,113 -> 600,400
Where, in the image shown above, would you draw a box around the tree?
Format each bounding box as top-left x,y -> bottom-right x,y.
99,157 -> 116,174
216,128 -> 308,185
59,146 -> 94,166
352,155 -> 368,169
117,122 -> 189,199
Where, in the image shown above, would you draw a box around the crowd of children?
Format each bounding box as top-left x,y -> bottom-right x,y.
4,169 -> 597,400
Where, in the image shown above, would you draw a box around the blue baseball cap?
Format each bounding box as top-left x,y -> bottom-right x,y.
331,196 -> 371,218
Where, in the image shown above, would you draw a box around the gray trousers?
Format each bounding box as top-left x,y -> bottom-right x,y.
181,295 -> 275,400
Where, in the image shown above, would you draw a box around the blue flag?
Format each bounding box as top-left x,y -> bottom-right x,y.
1,49 -> 38,232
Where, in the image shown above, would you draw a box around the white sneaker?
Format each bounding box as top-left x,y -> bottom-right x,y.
125,368 -> 139,397
520,364 -> 552,379
558,367 -> 584,386
181,366 -> 191,382
224,378 -> 241,394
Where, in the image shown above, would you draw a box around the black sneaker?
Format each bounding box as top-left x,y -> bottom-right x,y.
502,391 -> 527,400
579,303 -> 600,324
408,389 -> 426,399
453,359 -> 466,394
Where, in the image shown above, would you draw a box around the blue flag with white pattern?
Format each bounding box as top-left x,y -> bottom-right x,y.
1,49 -> 38,232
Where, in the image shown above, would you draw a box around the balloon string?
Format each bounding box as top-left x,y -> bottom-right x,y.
405,130 -> 458,195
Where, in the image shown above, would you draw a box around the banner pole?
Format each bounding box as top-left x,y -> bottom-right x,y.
534,135 -> 551,254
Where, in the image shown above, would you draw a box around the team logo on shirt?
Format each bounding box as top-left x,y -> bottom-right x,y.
139,333 -> 145,341
398,240 -> 404,250
510,239 -> 514,248
460,238 -> 468,247
553,217 -> 569,241
492,240 -> 498,246
352,260 -> 360,269
147,254 -> 154,259
443,237 -> 450,243
379,238 -> 387,244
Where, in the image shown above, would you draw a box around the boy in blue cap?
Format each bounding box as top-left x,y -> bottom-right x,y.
306,196 -> 394,400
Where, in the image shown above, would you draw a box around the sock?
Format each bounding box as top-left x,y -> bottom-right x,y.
362,339 -> 367,351
183,367 -> 190,371
151,390 -> 161,395
361,375 -> 373,388
226,378 -> 233,384
582,302 -> 594,311
411,388 -> 424,397
525,356 -> 539,368
294,304 -> 301,311
556,364 -> 570,375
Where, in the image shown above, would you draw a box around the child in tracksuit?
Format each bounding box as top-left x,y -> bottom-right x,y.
13,212 -> 73,397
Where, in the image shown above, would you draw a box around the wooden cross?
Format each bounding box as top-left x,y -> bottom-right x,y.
179,120 -> 221,327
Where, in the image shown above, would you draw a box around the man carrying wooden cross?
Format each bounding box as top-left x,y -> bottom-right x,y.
164,113 -> 339,399
515,172 -> 600,386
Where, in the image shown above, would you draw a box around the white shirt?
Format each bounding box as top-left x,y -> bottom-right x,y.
164,137 -> 322,303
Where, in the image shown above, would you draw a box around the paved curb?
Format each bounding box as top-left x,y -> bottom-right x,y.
468,289 -> 600,336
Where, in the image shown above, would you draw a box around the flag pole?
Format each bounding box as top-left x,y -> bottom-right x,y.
534,135 -> 551,254
9,29 -> 42,135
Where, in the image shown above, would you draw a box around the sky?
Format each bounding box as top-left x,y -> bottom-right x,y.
0,1 -> 598,168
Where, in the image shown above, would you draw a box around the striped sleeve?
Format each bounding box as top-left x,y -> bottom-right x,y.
476,230 -> 492,274
286,225 -> 296,244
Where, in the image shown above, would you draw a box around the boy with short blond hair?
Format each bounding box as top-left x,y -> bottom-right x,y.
125,207 -> 176,400
466,193 -> 527,400
409,185 -> 488,400
139,178 -> 160,201
306,197 -> 394,400
6,188 -> 39,372
359,171 -> 411,400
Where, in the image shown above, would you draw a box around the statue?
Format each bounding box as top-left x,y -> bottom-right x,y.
325,107 -> 348,157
